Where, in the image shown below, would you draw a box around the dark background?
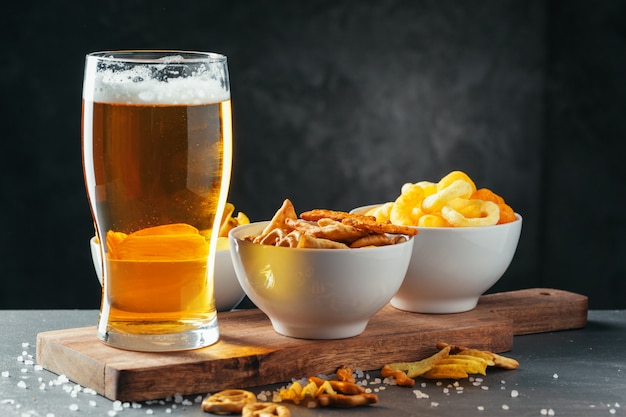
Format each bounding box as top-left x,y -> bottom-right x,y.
1,0 -> 624,310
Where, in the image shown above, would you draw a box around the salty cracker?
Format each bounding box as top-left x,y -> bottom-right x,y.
299,208 -> 376,223
259,199 -> 298,237
349,234 -> 406,248
297,234 -> 349,249
312,219 -> 371,244
341,217 -> 418,237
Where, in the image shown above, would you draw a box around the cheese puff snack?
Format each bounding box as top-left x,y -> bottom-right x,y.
367,171 -> 517,227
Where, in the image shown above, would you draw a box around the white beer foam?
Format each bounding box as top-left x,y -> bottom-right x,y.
84,61 -> 230,105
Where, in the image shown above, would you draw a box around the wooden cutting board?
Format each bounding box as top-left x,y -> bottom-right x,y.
36,288 -> 587,402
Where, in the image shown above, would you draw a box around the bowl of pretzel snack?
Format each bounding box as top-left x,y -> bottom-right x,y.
228,199 -> 416,339
90,202 -> 249,312
352,170 -> 522,314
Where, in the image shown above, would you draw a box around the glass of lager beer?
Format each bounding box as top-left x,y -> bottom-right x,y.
81,51 -> 232,351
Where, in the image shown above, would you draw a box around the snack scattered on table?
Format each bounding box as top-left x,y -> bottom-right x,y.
275,365 -> 378,408
201,365 -> 378,414
382,342 -> 519,387
242,402 -> 290,417
366,170 -> 517,227
217,203 -> 250,250
245,199 -> 416,249
201,389 -> 257,414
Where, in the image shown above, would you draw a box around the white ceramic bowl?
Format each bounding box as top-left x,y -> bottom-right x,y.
229,221 -> 414,339
352,205 -> 522,314
90,237 -> 246,312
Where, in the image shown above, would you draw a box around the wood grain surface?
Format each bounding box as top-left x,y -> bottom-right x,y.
36,288 -> 587,402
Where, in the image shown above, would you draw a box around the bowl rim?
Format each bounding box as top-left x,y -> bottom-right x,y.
229,220 -> 415,252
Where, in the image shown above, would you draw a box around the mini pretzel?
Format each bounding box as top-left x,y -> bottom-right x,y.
317,393 -> 379,408
242,402 -> 291,417
201,389 -> 257,414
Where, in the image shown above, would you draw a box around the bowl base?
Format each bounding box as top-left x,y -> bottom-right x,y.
390,297 -> 479,314
271,320 -> 368,340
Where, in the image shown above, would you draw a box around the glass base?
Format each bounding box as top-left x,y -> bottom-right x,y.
97,316 -> 219,352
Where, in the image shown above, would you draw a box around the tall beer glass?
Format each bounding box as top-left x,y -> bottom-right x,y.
82,51 -> 232,351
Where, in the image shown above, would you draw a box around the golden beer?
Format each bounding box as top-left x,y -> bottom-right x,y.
82,51 -> 232,351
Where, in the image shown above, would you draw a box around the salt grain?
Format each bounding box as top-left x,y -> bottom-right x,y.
69,403 -> 79,411
481,386 -> 489,390
511,389 -> 519,398
412,390 -> 429,399
609,409 -> 616,415
17,380 -> 27,389
1,371 -> 9,377
146,410 -> 154,415
430,401 -> 439,407
552,373 -> 559,379
502,404 -> 509,410
107,411 -> 117,417
477,405 -> 484,411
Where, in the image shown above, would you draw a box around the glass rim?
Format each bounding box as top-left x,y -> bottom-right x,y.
86,50 -> 227,64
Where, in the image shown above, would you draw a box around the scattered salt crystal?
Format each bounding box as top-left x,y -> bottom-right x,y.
547,408 -> 555,415
20,368 -> 27,373
22,342 -> 30,348
609,409 -> 616,415
89,400 -> 97,407
17,380 -> 27,389
107,411 -> 117,417
502,404 -> 509,410
34,365 -> 43,371
24,360 -> 34,366
165,409 -> 172,414
500,380 -> 506,384
481,386 -> 489,390
39,383 -> 46,390
430,401 -> 439,407
146,410 -> 154,415
1,399 -> 16,405
46,413 -> 55,417
112,400 -> 123,410
615,403 -> 621,407
475,377 -> 483,382
421,382 -> 426,388
1,371 -> 9,377
477,405 -> 484,411
174,393 -> 184,403
552,373 -> 559,379
442,388 -> 449,394
412,390 -> 429,399
473,381 -> 481,386
511,389 -> 519,398
69,403 -> 79,411
17,356 -> 24,362
182,399 -> 193,406
194,395 -> 203,403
